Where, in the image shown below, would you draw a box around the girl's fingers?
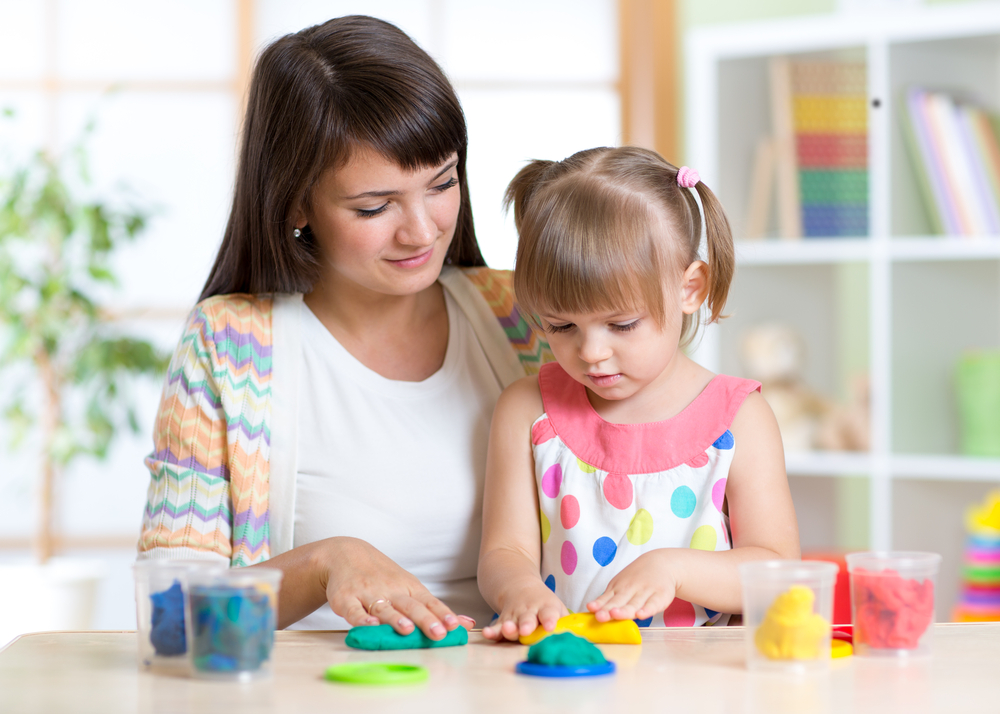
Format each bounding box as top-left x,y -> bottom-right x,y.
609,591 -> 649,621
500,618 -> 521,641
635,593 -> 671,621
593,586 -> 641,621
537,605 -> 562,632
457,615 -> 477,629
517,612 -> 540,636
587,592 -> 612,612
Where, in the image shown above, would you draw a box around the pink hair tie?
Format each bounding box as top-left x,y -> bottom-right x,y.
676,166 -> 700,188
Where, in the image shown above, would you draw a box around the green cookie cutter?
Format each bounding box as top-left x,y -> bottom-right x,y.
324,662 -> 429,686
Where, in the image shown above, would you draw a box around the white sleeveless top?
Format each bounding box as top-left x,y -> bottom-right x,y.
532,363 -> 760,628
290,291 -> 502,630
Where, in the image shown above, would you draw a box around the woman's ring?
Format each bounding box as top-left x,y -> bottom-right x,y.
366,598 -> 391,614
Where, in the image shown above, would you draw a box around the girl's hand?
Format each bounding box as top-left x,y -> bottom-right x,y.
481,584 -> 569,642
316,537 -> 475,639
587,550 -> 679,622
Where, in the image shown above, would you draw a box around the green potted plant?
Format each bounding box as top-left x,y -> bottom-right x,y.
0,117 -> 169,640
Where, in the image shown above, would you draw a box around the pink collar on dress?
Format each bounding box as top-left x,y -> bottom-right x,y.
538,362 -> 761,474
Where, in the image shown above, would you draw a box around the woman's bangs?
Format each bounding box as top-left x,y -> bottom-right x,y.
329,82 -> 465,173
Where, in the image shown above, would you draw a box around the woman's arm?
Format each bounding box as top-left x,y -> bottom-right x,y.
588,390 -> 800,620
478,377 -> 569,641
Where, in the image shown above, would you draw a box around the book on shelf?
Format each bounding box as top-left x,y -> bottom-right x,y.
902,88 -> 1000,237
747,58 -> 869,240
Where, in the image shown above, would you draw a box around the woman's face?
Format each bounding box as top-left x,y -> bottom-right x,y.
299,147 -> 461,298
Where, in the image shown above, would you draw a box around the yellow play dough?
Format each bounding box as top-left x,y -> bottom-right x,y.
519,612 -> 642,645
753,585 -> 830,660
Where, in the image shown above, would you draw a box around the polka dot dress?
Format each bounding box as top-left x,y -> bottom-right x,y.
532,363 -> 761,628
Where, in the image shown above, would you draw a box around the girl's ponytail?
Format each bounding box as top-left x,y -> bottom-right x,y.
693,180 -> 734,325
503,159 -> 556,229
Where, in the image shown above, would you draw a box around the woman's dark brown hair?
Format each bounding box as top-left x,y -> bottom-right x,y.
200,15 -> 484,300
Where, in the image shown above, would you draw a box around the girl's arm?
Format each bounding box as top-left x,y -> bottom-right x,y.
588,390 -> 800,620
478,376 -> 569,641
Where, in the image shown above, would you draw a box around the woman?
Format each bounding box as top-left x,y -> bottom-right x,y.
138,15 -> 552,639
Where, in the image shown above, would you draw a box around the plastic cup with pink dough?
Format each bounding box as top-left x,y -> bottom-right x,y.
739,560 -> 839,672
846,551 -> 940,658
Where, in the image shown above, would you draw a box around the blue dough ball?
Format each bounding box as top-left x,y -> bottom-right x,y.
150,580 -> 186,656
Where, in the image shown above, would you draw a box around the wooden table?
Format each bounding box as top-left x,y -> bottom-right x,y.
2,624 -> 999,713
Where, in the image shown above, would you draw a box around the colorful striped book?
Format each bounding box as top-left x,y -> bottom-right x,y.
903,88 -> 1000,237
791,61 -> 868,238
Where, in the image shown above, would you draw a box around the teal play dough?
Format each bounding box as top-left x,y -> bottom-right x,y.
526,632 -> 607,667
345,624 -> 469,650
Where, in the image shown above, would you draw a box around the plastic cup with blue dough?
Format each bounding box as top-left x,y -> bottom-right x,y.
133,560 -> 225,671
186,567 -> 283,681
516,632 -> 616,678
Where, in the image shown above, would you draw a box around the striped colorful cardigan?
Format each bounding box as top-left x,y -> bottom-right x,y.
139,267 -> 553,567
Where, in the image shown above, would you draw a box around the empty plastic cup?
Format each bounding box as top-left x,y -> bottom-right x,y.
846,551 -> 940,658
186,567 -> 283,680
739,560 -> 839,672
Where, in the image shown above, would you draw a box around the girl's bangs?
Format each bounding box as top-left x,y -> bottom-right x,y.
515,186 -> 668,325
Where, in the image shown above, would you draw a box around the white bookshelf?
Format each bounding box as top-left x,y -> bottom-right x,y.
685,1 -> 1000,578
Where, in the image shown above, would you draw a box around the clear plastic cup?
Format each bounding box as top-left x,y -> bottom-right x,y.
739,560 -> 839,672
133,559 -> 226,670
846,551 -> 940,658
186,567 -> 283,681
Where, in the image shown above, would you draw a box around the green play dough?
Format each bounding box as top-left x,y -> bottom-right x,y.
345,624 -> 468,650
526,632 -> 607,666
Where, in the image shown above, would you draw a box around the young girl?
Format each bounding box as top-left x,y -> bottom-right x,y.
478,147 -> 800,641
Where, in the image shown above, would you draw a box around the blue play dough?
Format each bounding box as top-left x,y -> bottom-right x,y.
712,430 -> 734,450
633,616 -> 653,628
149,580 -> 186,656
189,586 -> 275,673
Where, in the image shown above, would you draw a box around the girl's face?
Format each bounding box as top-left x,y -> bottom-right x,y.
299,147 -> 461,298
538,262 -> 708,405
539,306 -> 681,403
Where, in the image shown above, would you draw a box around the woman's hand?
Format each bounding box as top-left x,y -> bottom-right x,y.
313,537 -> 474,639
586,550 -> 679,622
481,582 -> 568,642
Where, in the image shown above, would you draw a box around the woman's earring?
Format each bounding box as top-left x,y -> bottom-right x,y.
293,228 -> 302,238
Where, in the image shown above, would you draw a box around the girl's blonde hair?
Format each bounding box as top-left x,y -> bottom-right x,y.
505,146 -> 734,347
